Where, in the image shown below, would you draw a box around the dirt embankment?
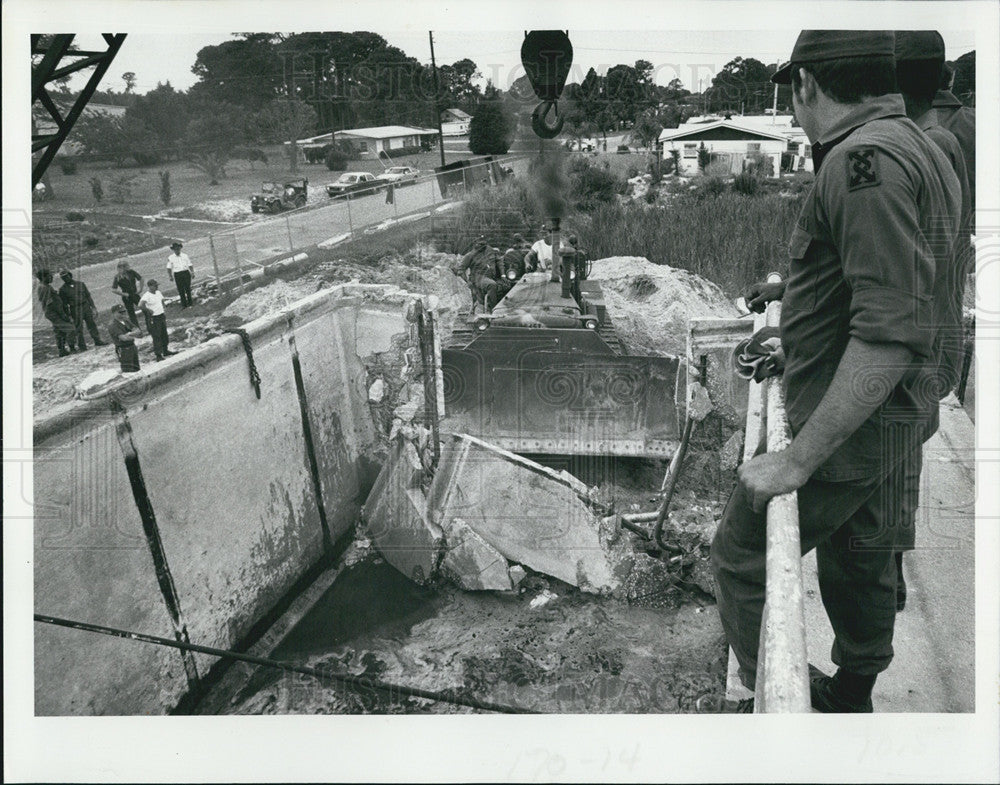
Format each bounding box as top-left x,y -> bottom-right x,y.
588,256 -> 739,356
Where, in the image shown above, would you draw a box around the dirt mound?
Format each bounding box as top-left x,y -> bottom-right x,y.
589,256 -> 738,356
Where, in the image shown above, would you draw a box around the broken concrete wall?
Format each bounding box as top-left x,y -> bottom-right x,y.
33,285 -> 398,715
364,432 -> 626,595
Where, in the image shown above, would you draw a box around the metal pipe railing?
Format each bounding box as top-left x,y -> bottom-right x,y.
753,274 -> 810,712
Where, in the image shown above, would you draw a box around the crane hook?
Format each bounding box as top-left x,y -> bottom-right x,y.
531,101 -> 564,139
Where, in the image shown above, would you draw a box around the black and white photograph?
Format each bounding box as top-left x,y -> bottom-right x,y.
4,0 -> 999,781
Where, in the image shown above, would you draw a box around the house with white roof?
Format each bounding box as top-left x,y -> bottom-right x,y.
659,118 -> 790,177
290,125 -> 440,158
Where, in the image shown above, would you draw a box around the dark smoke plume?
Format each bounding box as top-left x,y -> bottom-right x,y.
529,139 -> 568,221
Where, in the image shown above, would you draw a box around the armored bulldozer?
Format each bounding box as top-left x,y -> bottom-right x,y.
441,228 -> 684,458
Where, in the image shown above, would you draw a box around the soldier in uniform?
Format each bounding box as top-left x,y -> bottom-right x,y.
454,237 -> 501,314
933,62 -> 975,212
501,233 -> 532,283
58,269 -> 107,350
37,268 -> 79,356
712,31 -> 961,713
892,30 -> 974,610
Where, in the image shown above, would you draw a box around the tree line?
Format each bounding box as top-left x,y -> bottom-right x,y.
48,32 -> 977,178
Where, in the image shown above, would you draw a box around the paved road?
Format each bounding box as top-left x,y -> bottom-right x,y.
75,157 -> 526,313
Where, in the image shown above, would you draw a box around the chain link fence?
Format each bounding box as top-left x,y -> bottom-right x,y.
201,155 -> 527,292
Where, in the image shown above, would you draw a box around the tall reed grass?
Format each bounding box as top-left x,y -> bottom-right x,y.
577,192 -> 804,294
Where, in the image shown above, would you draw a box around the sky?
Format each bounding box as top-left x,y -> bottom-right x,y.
68,28 -> 976,97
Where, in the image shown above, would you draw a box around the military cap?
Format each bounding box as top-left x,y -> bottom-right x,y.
894,30 -> 945,62
772,30 -> 896,83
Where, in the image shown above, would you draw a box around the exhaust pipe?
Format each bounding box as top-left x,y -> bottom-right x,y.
550,217 -> 573,299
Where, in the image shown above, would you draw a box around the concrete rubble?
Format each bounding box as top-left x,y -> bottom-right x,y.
363,431 -> 716,600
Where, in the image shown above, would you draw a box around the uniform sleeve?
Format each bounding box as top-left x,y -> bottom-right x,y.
820,145 -> 935,359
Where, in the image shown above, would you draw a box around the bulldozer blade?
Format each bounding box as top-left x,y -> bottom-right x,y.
442,330 -> 684,457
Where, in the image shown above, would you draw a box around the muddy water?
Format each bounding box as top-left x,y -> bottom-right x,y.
218,557 -> 727,715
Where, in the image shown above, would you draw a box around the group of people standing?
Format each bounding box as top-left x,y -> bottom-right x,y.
38,240 -> 196,372
453,228 -> 587,314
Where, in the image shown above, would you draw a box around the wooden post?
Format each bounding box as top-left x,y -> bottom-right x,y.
233,235 -> 246,294
285,214 -> 294,252
209,234 -> 222,295
346,194 -> 354,236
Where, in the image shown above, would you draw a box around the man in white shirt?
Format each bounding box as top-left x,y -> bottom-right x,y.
525,230 -> 552,273
166,241 -> 195,308
138,279 -> 176,361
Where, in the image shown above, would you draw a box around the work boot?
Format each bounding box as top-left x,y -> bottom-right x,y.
94,339 -> 109,346
809,665 -> 875,713
695,695 -> 754,713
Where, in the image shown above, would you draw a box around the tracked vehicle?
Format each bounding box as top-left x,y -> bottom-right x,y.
441,224 -> 684,458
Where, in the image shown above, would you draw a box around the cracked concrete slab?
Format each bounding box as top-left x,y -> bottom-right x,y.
427,434 -> 620,594
362,439 -> 442,584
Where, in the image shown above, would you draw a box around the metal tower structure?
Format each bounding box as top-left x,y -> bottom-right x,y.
31,33 -> 127,187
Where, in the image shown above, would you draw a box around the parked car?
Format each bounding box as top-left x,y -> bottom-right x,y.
325,171 -> 381,198
376,165 -> 420,186
250,179 -> 308,213
566,139 -> 597,152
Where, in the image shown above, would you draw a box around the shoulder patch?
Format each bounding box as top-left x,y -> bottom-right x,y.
846,147 -> 880,191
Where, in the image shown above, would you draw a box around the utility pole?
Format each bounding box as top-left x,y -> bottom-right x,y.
772,62 -> 779,123
284,52 -> 299,174
429,31 -> 446,167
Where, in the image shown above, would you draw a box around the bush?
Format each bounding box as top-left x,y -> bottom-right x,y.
109,173 -> 138,204
783,170 -> 815,195
617,145 -> 630,154
159,171 -> 171,207
325,149 -> 349,171
644,186 -> 659,204
385,144 -> 425,159
65,212 -> 86,222
89,177 -> 104,203
304,145 -> 332,164
697,142 -> 711,172
133,150 -> 163,167
626,166 -> 640,179
694,175 -> 727,199
746,152 -> 774,178
469,101 -> 513,155
83,236 -> 99,249
59,158 -> 78,175
648,160 -> 662,185
567,156 -> 622,211
732,171 -> 760,196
